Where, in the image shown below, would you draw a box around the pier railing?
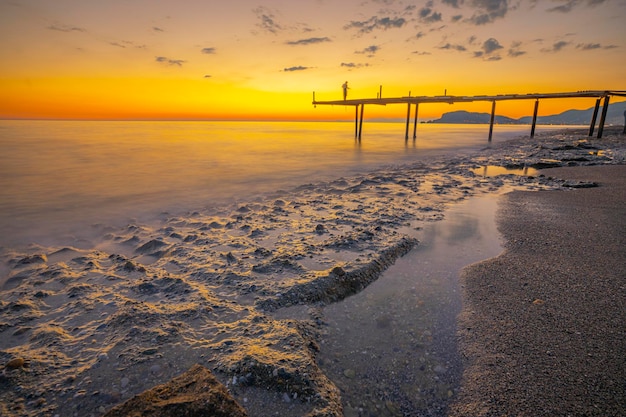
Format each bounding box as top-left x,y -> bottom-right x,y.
312,90 -> 626,141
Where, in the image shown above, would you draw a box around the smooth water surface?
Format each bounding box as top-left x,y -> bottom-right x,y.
317,195 -> 504,416
0,120 -> 551,247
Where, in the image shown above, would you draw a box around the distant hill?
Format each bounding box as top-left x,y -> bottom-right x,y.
429,100 -> 626,125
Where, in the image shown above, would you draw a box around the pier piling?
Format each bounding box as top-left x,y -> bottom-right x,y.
597,96 -> 610,139
530,99 -> 539,138
488,101 -> 496,142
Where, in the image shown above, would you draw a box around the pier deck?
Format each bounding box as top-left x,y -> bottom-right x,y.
312,90 -> 626,140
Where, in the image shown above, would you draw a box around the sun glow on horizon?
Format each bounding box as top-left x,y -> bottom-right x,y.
1,1 -> 624,121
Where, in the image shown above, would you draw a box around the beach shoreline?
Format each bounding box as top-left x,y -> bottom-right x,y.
451,163 -> 626,417
0,127 -> 624,417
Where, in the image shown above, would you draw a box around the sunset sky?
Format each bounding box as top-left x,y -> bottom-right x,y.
1,0 -> 624,121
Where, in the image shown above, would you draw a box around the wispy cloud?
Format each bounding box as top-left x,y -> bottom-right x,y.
341,62 -> 370,69
576,42 -> 619,50
253,6 -> 283,34
283,66 -> 311,72
152,26 -> 165,32
286,37 -> 331,46
201,47 -> 216,54
439,43 -> 467,52
355,45 -> 380,56
442,0 -> 462,7
418,4 -> 443,23
155,56 -> 186,66
541,40 -> 570,52
508,41 -> 527,57
47,24 -> 85,33
547,0 -> 608,13
344,16 -> 406,34
474,37 -> 504,60
466,0 -> 510,25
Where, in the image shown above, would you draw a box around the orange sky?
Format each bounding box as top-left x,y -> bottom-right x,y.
1,0 -> 624,121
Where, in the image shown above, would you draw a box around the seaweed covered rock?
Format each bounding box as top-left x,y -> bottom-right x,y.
103,364 -> 247,417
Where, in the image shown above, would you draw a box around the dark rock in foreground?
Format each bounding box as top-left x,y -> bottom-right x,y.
104,364 -> 247,417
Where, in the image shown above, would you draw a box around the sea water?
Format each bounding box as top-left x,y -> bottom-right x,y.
0,120 -> 554,248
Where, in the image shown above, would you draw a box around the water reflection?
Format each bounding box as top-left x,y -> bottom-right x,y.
472,165 -> 539,177
317,196 -> 503,416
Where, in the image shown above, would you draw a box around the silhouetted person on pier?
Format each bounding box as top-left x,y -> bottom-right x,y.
342,81 -> 349,101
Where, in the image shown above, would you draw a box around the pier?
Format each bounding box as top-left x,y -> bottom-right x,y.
312,90 -> 626,141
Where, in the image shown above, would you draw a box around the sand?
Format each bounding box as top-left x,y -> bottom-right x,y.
451,164 -> 626,417
1,127 -> 625,417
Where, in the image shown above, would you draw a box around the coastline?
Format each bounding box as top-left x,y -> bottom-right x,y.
452,164 -> 626,417
0,127 -> 624,417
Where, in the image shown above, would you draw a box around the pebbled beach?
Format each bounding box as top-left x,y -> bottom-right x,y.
1,127 -> 625,417
452,164 -> 626,417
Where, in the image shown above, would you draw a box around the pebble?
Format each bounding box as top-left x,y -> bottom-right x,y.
120,377 -> 130,388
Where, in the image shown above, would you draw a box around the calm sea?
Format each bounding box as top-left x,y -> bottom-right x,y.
0,120 -> 558,248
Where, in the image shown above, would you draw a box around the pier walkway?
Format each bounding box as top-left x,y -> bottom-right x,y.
312,90 -> 626,141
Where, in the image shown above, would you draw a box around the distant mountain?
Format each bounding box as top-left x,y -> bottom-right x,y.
429,100 -> 626,125
430,110 -> 518,124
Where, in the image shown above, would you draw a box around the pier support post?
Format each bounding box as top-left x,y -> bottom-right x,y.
355,105 -> 359,139
589,98 -> 601,137
358,104 -> 365,141
530,100 -> 539,138
597,95 -> 610,139
405,103 -> 411,141
413,103 -> 419,139
488,101 -> 496,142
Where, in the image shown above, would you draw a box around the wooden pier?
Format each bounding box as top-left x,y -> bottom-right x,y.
312,90 -> 626,141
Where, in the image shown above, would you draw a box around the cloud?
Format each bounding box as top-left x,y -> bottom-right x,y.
344,16 -> 406,34
439,43 -> 467,52
253,6 -> 283,34
473,37 -> 504,60
412,50 -> 432,55
442,0 -> 462,7
577,42 -> 619,50
204,75 -> 212,78
355,45 -> 380,56
482,37 -> 503,54
451,14 -> 463,22
47,24 -> 85,33
153,26 -> 164,32
418,4 -> 443,23
541,40 -> 570,52
283,66 -> 310,72
466,0 -> 509,25
286,37 -> 331,46
508,41 -> 526,57
341,62 -> 370,69
201,47 -> 216,54
547,0 -> 607,13
155,56 -> 186,66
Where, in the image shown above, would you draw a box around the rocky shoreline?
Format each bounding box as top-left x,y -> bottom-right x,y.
1,127 -> 624,416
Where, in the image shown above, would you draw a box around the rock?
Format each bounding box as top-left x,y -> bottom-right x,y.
6,358 -> 26,370
135,239 -> 168,255
103,364 -> 247,417
343,369 -> 356,379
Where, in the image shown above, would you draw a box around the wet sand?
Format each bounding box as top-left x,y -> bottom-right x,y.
1,127 -> 625,417
452,164 -> 626,417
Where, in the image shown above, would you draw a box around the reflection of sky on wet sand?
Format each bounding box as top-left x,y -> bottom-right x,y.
472,165 -> 539,177
318,195 -> 503,416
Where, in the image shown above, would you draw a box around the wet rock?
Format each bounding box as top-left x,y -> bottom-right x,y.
103,364 -> 247,417
5,358 -> 26,370
135,239 -> 168,255
16,254 -> 47,267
